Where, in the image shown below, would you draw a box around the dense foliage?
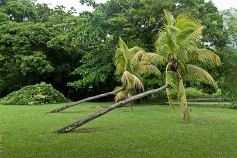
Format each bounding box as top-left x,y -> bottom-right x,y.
0,82 -> 69,105
0,0 -> 235,102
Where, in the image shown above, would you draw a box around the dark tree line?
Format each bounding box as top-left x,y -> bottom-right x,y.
0,0 -> 235,101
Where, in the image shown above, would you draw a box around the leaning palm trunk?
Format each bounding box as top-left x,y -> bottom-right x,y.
50,87 -> 124,113
55,84 -> 168,133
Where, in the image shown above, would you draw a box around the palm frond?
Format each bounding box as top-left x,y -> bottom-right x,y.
164,25 -> 181,54
166,71 -> 179,89
164,9 -> 175,25
178,79 -> 191,123
175,12 -> 201,31
155,32 -> 170,58
131,50 -> 164,76
114,90 -> 128,102
134,61 -> 161,76
185,64 -> 218,89
115,48 -> 126,75
122,71 -> 145,95
141,53 -> 167,66
190,48 -> 221,66
118,37 -> 129,54
166,87 -> 176,112
130,50 -> 145,66
128,46 -> 143,56
176,26 -> 204,63
165,63 -> 179,89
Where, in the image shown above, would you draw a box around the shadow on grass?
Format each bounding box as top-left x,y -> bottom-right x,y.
73,127 -> 98,133
72,126 -> 113,133
60,111 -> 85,114
228,106 -> 237,110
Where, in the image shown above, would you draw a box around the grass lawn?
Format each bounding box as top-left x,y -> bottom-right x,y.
0,102 -> 237,158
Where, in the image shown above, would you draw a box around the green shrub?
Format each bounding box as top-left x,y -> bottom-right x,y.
185,87 -> 209,98
1,82 -> 69,105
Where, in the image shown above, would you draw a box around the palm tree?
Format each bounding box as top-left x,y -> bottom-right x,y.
54,10 -> 221,132
55,38 -> 165,133
155,10 -> 221,122
114,37 -> 162,102
50,37 -> 161,113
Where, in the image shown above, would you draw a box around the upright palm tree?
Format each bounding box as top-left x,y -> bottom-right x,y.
155,10 -> 221,122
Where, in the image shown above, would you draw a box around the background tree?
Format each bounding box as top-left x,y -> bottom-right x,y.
0,0 -> 229,102
222,8 -> 237,49
216,8 -> 237,101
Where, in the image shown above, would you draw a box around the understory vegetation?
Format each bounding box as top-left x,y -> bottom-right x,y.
0,82 -> 69,105
0,102 -> 236,158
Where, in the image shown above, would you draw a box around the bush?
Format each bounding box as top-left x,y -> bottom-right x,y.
1,82 -> 69,105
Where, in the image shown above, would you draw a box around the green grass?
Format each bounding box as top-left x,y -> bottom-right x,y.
0,102 -> 237,158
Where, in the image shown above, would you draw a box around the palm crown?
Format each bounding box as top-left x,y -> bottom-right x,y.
114,37 -> 161,101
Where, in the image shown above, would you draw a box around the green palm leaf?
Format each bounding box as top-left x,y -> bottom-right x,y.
185,64 -> 218,89
134,61 -> 161,76
115,90 -> 129,102
190,48 -> 221,66
128,46 -> 143,56
118,37 -> 129,54
175,12 -> 201,31
155,32 -> 170,58
165,71 -> 179,89
176,26 -> 204,63
165,64 -> 176,112
164,9 -> 175,26
115,48 -> 126,75
122,71 -> 145,95
166,87 -> 176,112
141,53 -> 167,66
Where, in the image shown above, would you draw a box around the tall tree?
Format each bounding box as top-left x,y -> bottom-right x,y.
222,8 -> 237,49
216,8 -> 237,101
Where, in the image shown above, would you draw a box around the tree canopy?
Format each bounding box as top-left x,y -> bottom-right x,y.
0,0 -> 234,102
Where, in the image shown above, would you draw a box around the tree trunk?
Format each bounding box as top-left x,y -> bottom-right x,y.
55,84 -> 168,133
50,87 -> 124,113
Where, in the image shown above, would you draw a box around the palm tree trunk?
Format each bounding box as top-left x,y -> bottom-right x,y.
55,84 -> 168,133
50,87 -> 124,113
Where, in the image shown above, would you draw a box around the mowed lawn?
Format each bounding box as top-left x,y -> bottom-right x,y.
0,102 -> 237,158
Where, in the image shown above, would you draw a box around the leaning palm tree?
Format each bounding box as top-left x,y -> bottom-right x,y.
55,38 -> 164,133
114,37 -> 162,102
50,37 -> 161,113
155,10 -> 221,122
55,10 -> 221,133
